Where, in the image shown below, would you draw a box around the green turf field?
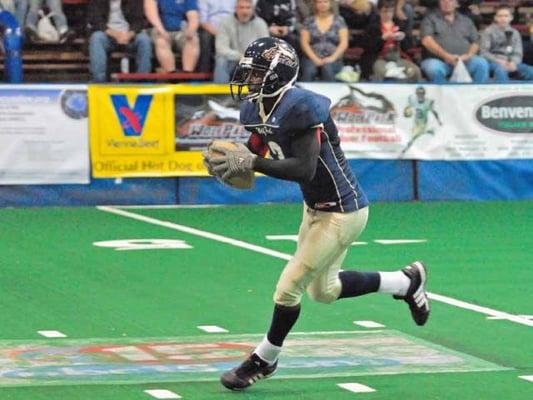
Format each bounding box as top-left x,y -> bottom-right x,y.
0,201 -> 532,399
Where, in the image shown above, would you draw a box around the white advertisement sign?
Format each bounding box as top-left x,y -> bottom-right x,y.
0,85 -> 89,184
300,83 -> 533,160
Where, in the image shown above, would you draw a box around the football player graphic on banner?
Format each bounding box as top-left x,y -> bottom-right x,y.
401,86 -> 443,158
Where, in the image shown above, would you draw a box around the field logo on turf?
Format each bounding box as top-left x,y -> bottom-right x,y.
0,331 -> 507,386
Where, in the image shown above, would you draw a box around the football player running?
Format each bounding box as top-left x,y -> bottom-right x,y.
203,37 -> 430,391
400,86 -> 443,158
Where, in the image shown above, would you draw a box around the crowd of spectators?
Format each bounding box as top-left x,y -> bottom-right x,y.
0,0 -> 532,83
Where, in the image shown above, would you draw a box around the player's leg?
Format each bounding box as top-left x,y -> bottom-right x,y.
220,205 -> 367,390
305,207 -> 430,326
306,207 -> 380,303
220,206 -> 315,390
400,123 -> 426,158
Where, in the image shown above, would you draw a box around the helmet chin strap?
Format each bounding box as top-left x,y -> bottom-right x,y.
255,52 -> 299,120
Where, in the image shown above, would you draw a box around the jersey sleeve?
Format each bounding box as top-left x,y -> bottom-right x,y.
284,93 -> 331,135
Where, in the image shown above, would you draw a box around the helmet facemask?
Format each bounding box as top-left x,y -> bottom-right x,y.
230,54 -> 297,102
229,38 -> 299,103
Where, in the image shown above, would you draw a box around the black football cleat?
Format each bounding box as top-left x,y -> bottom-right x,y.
394,261 -> 430,326
220,353 -> 277,391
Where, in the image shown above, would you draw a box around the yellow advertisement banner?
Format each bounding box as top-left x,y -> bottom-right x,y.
89,84 -> 236,178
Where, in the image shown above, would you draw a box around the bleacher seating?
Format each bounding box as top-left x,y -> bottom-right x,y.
0,0 -> 531,83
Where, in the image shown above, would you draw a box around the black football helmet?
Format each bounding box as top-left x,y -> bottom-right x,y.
230,37 -> 299,101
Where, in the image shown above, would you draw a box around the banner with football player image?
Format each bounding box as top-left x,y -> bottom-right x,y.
89,84 -> 243,178
0,85 -> 89,184
299,82 -> 533,160
90,83 -> 533,178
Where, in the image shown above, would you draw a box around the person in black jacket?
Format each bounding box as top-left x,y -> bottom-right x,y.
256,0 -> 299,52
87,0 -> 153,82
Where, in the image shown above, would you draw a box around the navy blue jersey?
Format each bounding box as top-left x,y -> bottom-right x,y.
241,87 -> 368,213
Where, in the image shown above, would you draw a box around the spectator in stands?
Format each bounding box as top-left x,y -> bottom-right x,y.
300,0 -> 349,81
393,0 -> 415,49
26,0 -> 72,42
0,0 -> 27,28
346,0 -> 415,51
145,0 -> 200,73
367,0 -> 421,81
458,0 -> 482,30
420,0 -> 489,83
0,1 -> 15,15
480,5 -> 533,82
87,0 -> 153,82
213,0 -> 269,83
256,0 -> 299,52
197,0 -> 235,73
295,0 -> 338,29
339,0 -> 379,80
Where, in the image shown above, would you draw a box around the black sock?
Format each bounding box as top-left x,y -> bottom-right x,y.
338,271 -> 380,299
266,303 -> 301,347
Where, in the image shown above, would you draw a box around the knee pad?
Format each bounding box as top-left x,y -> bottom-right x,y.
306,286 -> 338,304
273,282 -> 303,307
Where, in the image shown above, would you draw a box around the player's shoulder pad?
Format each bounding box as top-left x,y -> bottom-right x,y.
280,87 -> 331,133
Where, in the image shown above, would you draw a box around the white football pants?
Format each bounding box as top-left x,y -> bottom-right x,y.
273,205 -> 369,306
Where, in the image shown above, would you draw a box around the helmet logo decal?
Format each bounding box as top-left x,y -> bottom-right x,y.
262,46 -> 298,68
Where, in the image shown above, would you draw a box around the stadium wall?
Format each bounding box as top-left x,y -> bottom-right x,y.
0,82 -> 531,207
1,159 -> 532,207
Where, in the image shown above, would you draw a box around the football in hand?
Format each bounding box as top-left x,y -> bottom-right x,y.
208,140 -> 255,190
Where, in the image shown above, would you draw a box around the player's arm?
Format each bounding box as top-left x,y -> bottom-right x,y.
253,127 -> 320,183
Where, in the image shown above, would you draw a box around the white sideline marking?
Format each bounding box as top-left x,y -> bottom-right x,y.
338,383 -> 376,393
197,325 -> 228,333
428,293 -> 533,327
98,206 -> 533,328
119,204 -> 224,209
487,315 -> 533,321
266,235 -> 298,242
374,239 -> 427,244
354,321 -> 385,328
38,330 -> 66,338
144,389 -> 181,399
519,375 -> 533,382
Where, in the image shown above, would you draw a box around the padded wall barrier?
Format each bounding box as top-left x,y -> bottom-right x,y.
418,160 -> 533,201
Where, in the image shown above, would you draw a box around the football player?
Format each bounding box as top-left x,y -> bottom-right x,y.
400,86 -> 442,158
203,37 -> 430,391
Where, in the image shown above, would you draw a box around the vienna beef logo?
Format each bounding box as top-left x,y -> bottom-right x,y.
111,94 -> 153,136
476,95 -> 533,134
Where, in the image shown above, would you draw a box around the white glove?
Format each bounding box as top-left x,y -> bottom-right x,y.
210,143 -> 257,181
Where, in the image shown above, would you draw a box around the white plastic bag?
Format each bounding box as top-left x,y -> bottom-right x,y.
450,59 -> 472,83
384,61 -> 407,79
37,10 -> 59,42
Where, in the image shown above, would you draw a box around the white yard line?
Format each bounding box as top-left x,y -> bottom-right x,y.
37,330 -> 67,338
338,383 -> 376,393
97,206 -> 533,328
144,389 -> 181,399
97,206 -> 291,261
